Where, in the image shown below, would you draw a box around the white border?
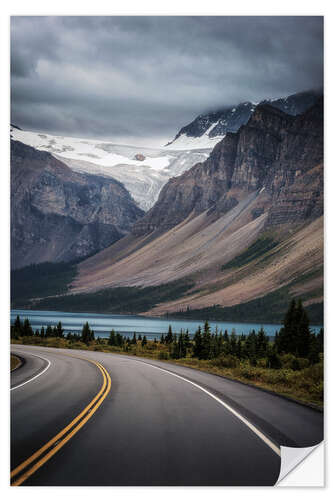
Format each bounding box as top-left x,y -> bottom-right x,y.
1,2 -> 331,498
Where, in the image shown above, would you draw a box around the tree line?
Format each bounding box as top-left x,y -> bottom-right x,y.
11,318 -> 95,344
11,299 -> 323,367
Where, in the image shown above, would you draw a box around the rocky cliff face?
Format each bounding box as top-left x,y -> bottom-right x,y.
166,89 -> 321,148
11,140 -> 144,268
134,98 -> 323,236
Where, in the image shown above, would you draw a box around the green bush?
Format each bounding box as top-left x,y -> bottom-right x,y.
239,364 -> 261,380
158,351 -> 170,360
280,353 -> 296,369
257,358 -> 267,368
69,342 -> 88,350
216,354 -> 240,369
302,362 -> 323,384
93,345 -> 105,352
266,352 -> 282,369
261,369 -> 289,385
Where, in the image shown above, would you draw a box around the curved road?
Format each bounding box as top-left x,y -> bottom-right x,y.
10,345 -> 323,486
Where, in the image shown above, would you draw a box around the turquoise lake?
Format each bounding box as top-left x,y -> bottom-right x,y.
10,309 -> 322,340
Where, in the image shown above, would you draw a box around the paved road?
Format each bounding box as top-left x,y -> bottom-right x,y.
10,345 -> 323,486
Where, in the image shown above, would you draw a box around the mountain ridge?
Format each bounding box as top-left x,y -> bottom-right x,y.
70,98 -> 323,319
165,89 -> 322,150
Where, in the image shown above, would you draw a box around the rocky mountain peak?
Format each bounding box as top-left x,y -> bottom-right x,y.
133,98 -> 323,236
166,90 -> 321,150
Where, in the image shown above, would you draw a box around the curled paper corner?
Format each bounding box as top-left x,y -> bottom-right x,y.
276,441 -> 324,486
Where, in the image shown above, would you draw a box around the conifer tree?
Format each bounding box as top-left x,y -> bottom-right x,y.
81,322 -> 93,344
22,318 -> 33,337
257,327 -> 268,358
230,329 -> 237,356
201,320 -> 212,359
184,329 -> 191,349
108,329 -> 116,346
13,315 -> 22,337
236,337 -> 243,359
245,330 -> 257,363
165,325 -> 173,344
116,333 -> 123,347
193,326 -> 203,358
56,321 -> 64,338
276,299 -> 310,357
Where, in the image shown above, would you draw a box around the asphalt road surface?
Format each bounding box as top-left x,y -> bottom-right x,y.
10,345 -> 323,486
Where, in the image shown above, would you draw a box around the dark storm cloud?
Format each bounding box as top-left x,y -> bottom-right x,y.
11,16 -> 323,145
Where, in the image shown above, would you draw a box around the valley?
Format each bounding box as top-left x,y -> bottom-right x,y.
11,91 -> 323,324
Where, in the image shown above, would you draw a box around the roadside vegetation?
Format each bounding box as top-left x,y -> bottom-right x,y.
11,299 -> 323,407
10,354 -> 21,371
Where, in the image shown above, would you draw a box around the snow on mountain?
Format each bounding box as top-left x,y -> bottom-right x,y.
165,90 -> 321,151
10,127 -> 209,211
165,101 -> 256,150
165,121 -> 224,150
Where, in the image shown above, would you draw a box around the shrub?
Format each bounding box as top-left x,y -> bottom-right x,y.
280,353 -> 296,369
93,345 -> 105,352
216,354 -> 239,369
291,358 -> 301,371
261,369 -> 289,385
239,365 -> 261,380
257,358 -> 267,368
69,342 -> 88,350
266,352 -> 282,369
302,362 -> 323,384
158,351 -> 169,360
297,358 -> 310,370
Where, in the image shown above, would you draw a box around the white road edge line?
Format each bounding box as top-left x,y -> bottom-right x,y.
10,351 -> 51,391
135,359 -> 281,457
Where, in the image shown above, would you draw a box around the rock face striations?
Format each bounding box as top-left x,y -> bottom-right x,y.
11,140 -> 144,269
134,98 -> 323,236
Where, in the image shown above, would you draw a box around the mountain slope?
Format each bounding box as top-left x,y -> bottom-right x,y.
11,140 -> 144,269
165,90 -> 321,150
70,99 -> 323,319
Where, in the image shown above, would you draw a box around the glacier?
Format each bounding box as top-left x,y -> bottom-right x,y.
10,127 -> 211,211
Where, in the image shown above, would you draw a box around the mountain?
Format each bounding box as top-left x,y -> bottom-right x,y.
11,90 -> 321,212
10,127 -> 210,211
11,140 -> 144,269
165,90 -> 321,150
67,98 -> 323,322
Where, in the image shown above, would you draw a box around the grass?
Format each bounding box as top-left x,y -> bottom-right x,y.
11,336 -> 323,408
10,354 -> 21,371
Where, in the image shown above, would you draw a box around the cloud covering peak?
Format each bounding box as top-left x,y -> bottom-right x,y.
11,16 -> 323,146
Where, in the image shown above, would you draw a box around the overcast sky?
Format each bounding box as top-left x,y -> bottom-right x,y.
11,16 -> 323,147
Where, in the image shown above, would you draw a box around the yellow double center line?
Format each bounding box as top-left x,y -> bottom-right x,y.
11,355 -> 111,486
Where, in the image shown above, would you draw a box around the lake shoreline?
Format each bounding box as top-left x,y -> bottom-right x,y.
10,308 -> 322,339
